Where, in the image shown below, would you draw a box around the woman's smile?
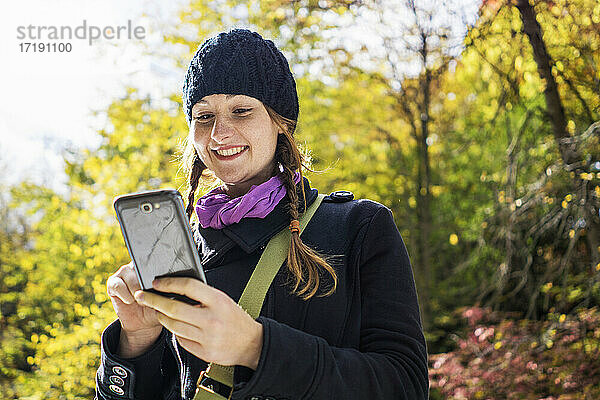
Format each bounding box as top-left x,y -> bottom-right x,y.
212,145 -> 249,160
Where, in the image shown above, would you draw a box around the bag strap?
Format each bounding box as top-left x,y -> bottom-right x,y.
238,192 -> 326,319
194,193 -> 326,400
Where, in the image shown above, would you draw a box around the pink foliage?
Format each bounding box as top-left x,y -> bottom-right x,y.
429,306 -> 600,399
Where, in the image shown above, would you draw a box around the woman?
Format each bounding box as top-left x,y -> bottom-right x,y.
96,28 -> 429,400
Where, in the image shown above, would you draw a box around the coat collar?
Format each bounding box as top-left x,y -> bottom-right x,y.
194,176 -> 318,269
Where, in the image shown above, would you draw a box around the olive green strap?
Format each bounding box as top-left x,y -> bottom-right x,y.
194,194 -> 326,400
238,193 -> 326,319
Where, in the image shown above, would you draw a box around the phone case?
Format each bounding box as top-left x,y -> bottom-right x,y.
113,189 -> 206,305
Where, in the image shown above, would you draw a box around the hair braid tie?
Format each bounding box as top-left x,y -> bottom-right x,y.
289,219 -> 300,234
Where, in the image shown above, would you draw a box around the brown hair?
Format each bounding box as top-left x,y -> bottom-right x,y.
180,105 -> 338,300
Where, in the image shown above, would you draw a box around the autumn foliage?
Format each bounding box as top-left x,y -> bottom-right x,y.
430,306 -> 600,399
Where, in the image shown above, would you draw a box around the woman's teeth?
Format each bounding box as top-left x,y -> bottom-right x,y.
216,146 -> 247,156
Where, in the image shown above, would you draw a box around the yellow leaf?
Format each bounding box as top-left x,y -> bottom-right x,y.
408,197 -> 416,208
541,282 -> 553,293
70,244 -> 82,257
449,234 -> 459,245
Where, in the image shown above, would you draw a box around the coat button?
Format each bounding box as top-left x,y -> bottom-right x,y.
328,190 -> 354,202
109,384 -> 124,395
112,366 -> 128,378
109,375 -> 124,386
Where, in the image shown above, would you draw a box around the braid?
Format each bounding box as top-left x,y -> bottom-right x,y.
185,153 -> 207,222
275,127 -> 339,300
277,135 -> 302,220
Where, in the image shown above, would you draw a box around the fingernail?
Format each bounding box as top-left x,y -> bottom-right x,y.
134,291 -> 144,303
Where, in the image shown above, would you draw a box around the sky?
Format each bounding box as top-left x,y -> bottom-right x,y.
0,0 -> 186,192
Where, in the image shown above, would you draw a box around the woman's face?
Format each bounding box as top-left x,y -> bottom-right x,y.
190,94 -> 280,198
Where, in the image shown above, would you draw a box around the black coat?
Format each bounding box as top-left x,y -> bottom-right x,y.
95,177 -> 429,400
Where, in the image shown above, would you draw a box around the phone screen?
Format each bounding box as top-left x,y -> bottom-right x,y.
115,191 -> 204,291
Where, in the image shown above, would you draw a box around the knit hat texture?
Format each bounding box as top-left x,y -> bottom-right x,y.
182,28 -> 299,124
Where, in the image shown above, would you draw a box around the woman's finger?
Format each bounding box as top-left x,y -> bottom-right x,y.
109,292 -> 128,308
152,277 -> 220,307
156,312 -> 204,341
119,262 -> 141,292
135,290 -> 204,325
107,275 -> 135,304
174,335 -> 206,361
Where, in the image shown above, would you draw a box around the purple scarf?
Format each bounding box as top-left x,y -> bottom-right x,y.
195,171 -> 301,229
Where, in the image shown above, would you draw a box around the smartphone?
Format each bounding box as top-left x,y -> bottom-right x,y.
113,189 -> 206,306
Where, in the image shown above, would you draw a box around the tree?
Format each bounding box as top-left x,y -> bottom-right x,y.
446,0 -> 600,321
516,0 -> 599,265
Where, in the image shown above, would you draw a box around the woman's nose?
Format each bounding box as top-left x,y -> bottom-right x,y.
210,117 -> 234,142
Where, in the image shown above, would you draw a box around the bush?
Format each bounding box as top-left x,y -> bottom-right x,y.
429,306 -> 600,399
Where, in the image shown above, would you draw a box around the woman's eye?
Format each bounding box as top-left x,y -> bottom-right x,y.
194,109 -> 251,122
195,114 -> 213,122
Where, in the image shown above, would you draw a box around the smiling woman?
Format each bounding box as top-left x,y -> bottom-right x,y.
96,28 -> 429,400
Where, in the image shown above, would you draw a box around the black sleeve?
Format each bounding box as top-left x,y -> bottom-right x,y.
95,319 -> 180,400
231,205 -> 429,399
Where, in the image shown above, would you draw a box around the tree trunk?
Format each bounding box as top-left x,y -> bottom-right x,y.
515,0 -> 600,269
415,35 -> 434,331
515,0 -> 580,167
493,114 -> 519,308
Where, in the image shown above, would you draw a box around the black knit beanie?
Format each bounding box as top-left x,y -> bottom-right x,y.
182,28 -> 299,124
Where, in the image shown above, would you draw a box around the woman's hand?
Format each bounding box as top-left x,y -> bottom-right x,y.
134,277 -> 264,370
106,262 -> 163,357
